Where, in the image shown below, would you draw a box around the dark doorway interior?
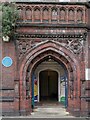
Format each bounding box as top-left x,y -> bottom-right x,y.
39,69 -> 58,102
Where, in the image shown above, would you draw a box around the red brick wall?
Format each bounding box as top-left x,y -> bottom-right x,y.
2,41 -> 16,88
2,40 -> 19,115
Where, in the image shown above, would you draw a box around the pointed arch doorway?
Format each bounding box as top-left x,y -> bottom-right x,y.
19,41 -> 81,116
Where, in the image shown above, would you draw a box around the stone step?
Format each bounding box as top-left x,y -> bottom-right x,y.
30,105 -> 75,118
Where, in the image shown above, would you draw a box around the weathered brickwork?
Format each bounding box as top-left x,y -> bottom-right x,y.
1,1 -> 90,117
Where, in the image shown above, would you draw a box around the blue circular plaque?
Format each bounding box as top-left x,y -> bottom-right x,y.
2,56 -> 13,67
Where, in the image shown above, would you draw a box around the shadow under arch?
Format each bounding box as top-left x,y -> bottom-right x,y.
19,41 -> 81,115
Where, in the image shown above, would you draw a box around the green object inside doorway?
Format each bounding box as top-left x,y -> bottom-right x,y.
60,96 -> 65,104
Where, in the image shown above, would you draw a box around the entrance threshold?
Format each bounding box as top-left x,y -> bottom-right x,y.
34,101 -> 65,108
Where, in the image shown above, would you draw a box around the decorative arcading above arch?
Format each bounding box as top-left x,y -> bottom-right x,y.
16,4 -> 86,24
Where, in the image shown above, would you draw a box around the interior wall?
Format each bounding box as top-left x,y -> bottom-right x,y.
48,71 -> 58,98
40,71 -> 48,98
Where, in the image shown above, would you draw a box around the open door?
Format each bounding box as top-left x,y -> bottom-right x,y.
39,70 -> 58,102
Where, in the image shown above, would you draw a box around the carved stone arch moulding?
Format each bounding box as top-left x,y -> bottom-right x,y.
19,41 -> 81,112
28,51 -> 76,99
19,40 -> 80,82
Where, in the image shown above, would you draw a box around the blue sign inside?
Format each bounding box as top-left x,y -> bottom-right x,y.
2,56 -> 13,67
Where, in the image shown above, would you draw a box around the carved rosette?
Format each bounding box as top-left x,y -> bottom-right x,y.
16,40 -> 32,59
66,38 -> 83,54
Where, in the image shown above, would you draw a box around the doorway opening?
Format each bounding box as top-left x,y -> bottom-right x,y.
39,69 -> 58,102
32,58 -> 68,108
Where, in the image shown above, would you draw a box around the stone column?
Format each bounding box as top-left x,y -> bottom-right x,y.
32,7 -> 34,22
66,7 -> 68,24
49,7 -> 51,23
41,7 -> 43,23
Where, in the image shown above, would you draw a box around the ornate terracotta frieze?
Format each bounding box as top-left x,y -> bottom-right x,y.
16,32 -> 87,59
16,3 -> 87,24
